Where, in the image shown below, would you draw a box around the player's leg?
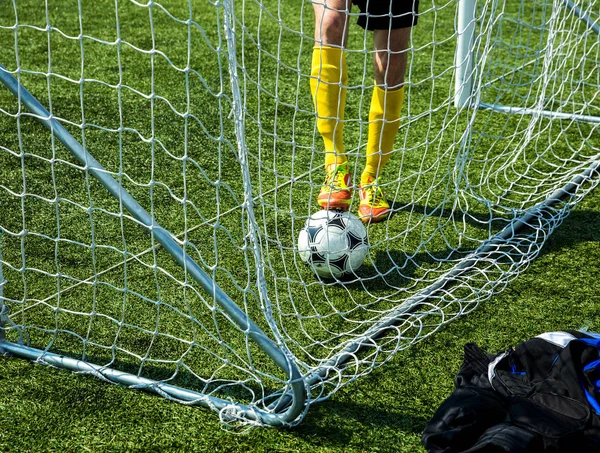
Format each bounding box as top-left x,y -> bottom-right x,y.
312,0 -> 353,210
359,27 -> 410,221
358,1 -> 418,223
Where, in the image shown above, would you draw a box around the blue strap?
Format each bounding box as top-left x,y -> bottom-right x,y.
580,336 -> 600,348
583,358 -> 600,372
583,384 -> 600,415
580,333 -> 600,415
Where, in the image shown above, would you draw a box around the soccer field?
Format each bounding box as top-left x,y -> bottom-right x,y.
0,210 -> 598,452
0,0 -> 599,449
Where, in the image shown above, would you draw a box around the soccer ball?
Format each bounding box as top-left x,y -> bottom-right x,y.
297,210 -> 368,279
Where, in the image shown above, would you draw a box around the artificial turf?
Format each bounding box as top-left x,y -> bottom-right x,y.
0,0 -> 599,451
0,195 -> 598,452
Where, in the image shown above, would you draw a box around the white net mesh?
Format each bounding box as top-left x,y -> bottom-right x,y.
0,0 -> 598,426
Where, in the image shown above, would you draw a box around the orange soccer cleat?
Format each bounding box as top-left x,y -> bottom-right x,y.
317,161 -> 352,211
358,176 -> 391,223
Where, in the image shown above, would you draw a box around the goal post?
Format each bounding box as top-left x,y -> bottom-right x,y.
0,62 -> 307,426
454,0 -> 477,109
0,0 -> 308,421
457,0 -> 600,123
0,231 -> 6,344
0,0 -> 599,427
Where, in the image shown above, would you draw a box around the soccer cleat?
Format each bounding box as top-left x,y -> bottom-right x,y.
317,161 -> 352,211
358,177 -> 391,223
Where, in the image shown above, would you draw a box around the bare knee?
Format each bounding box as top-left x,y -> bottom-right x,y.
373,28 -> 411,88
313,1 -> 350,46
373,51 -> 406,88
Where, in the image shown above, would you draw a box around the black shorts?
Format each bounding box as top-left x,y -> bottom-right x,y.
352,0 -> 419,31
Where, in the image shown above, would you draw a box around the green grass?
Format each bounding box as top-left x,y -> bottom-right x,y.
1,0 -> 599,451
0,194 -> 598,452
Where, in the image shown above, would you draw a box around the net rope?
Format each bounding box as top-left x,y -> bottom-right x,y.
0,0 -> 598,426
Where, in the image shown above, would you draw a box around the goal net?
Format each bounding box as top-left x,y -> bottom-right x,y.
0,0 -> 598,426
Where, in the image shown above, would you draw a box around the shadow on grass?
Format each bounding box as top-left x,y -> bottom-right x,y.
389,201 -> 600,246
3,205 -> 597,442
389,201 -> 510,231
285,207 -> 600,441
291,398 -> 430,440
337,206 -> 600,295
391,200 -> 600,241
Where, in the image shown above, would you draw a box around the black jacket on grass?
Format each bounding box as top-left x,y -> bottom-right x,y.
422,330 -> 600,452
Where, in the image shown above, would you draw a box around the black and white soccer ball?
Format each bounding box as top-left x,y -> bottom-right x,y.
297,210 -> 368,279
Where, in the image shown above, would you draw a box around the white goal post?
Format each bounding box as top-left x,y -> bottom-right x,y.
456,0 -> 600,122
0,0 -> 599,426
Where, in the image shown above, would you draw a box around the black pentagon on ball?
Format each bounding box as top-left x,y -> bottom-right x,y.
327,212 -> 347,231
305,224 -> 323,243
309,245 -> 327,264
328,254 -> 348,274
347,230 -> 365,251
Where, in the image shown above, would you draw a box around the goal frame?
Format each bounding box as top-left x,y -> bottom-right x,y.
1,0 -> 599,427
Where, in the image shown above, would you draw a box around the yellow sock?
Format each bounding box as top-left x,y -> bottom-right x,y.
361,85 -> 405,186
310,46 -> 348,167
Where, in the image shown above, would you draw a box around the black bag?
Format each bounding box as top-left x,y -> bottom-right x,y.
422,331 -> 600,452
